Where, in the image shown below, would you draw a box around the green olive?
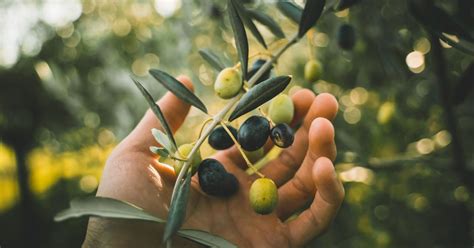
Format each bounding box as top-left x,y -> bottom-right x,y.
304,59 -> 322,82
268,94 -> 294,124
214,67 -> 242,99
174,144 -> 201,176
249,178 -> 278,215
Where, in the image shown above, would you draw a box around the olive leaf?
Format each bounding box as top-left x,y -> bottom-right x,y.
149,69 -> 208,113
276,1 -> 302,24
132,78 -> 177,149
452,62 -> 474,106
54,197 -> 238,247
247,10 -> 285,39
335,0 -> 362,11
54,197 -> 165,223
298,0 -> 326,38
150,146 -> 170,157
437,33 -> 474,56
230,0 -> 267,49
163,174 -> 192,243
179,229 -> 238,248
227,0 -> 249,80
229,76 -> 292,121
410,2 -> 474,43
152,128 -> 176,154
199,48 -> 227,71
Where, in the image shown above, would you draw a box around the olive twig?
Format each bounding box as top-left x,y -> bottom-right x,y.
171,33 -> 298,202
220,121 -> 265,178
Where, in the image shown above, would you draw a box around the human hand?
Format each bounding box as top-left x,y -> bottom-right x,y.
84,76 -> 344,248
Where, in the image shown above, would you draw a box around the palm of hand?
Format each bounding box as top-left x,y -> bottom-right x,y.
87,77 -> 344,248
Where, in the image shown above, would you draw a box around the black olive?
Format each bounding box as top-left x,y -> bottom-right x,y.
270,123 -> 295,148
198,159 -> 239,197
337,24 -> 356,50
238,116 -> 270,151
208,125 -> 237,150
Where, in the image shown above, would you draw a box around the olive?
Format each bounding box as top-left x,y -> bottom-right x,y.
337,24 -> 356,50
249,178 -> 278,215
268,94 -> 294,124
244,148 -> 264,163
246,59 -> 273,85
208,125 -> 238,150
214,67 -> 242,99
173,144 -> 201,176
304,59 -> 322,83
238,116 -> 270,151
198,158 -> 239,197
270,123 -> 295,148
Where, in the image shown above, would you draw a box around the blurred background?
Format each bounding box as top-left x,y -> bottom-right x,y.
0,0 -> 473,247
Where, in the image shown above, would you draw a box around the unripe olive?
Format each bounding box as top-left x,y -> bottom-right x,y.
214,67 -> 242,99
304,59 -> 322,83
174,144 -> 201,176
198,158 -> 239,197
337,24 -> 356,50
268,94 -> 294,124
270,123 -> 294,148
238,116 -> 270,151
208,125 -> 237,150
246,59 -> 273,85
244,148 -> 264,163
249,178 -> 278,215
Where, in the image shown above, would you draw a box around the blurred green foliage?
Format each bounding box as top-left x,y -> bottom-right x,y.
0,0 -> 473,247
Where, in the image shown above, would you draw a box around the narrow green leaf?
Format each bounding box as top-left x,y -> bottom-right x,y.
199,49 -> 227,71
179,229 -> 238,248
452,62 -> 474,106
298,0 -> 326,38
230,0 -> 267,49
150,146 -> 170,157
276,1 -> 302,24
437,32 -> 474,56
152,128 -> 176,154
410,2 -> 474,43
229,76 -> 292,121
163,174 -> 192,243
227,0 -> 249,80
132,78 -> 177,149
55,197 -> 237,247
149,69 -> 208,113
54,197 -> 165,223
248,10 -> 285,39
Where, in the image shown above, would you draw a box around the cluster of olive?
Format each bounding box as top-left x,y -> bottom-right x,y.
172,59 -> 295,215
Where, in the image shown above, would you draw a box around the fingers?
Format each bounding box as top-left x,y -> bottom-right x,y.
259,93 -> 338,185
276,118 -> 336,219
220,89 -> 315,169
123,76 -> 193,153
286,157 -> 344,247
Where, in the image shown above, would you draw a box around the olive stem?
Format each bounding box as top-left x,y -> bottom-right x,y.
220,121 -> 265,178
197,118 -> 214,139
170,156 -> 188,162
